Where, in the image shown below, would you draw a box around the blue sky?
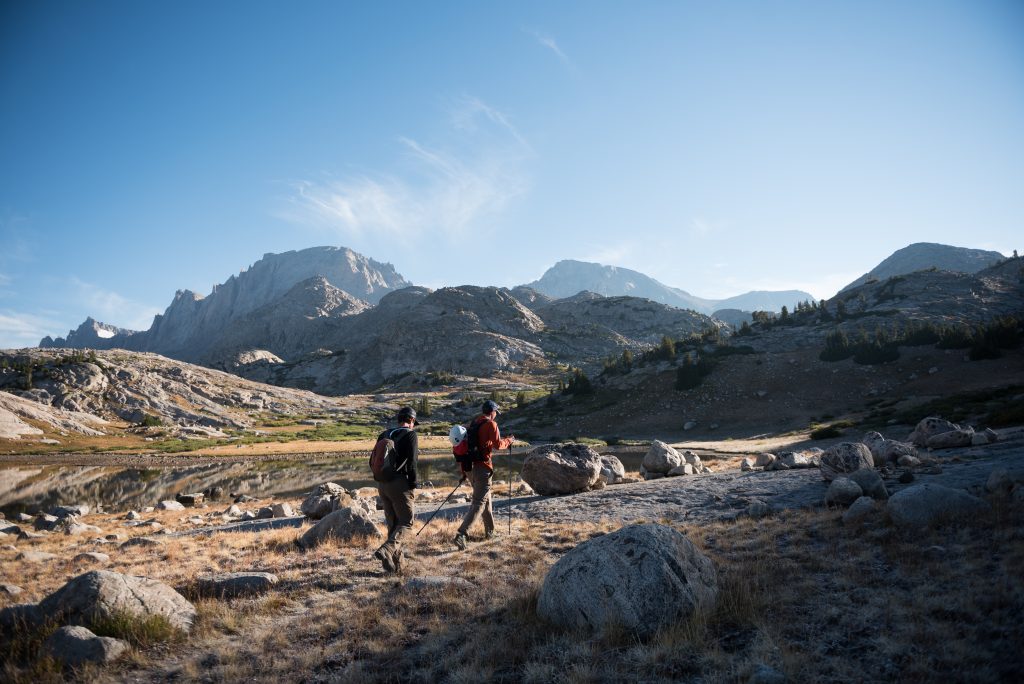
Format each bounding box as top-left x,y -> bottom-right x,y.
1,0 -> 1022,348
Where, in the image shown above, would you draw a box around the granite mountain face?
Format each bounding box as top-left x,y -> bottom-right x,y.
41,247 -> 409,359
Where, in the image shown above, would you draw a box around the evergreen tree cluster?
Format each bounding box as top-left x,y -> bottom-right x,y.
560,367 -> 594,395
819,316 -> 1022,365
674,353 -> 715,390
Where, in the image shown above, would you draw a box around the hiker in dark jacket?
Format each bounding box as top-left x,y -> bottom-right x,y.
454,399 -> 513,550
373,406 -> 419,573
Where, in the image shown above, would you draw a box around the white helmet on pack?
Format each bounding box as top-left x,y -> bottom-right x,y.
448,424 -> 467,446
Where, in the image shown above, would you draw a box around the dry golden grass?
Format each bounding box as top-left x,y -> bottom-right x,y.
2,491 -> 1023,682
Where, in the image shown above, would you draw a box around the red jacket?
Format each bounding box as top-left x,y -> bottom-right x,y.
467,415 -> 513,472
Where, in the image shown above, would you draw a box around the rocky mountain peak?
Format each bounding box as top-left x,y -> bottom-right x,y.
840,242 -> 1006,292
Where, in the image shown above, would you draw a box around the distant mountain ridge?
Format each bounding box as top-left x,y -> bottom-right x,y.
34,241 -> 1016,396
840,242 -> 1005,292
525,260 -> 811,314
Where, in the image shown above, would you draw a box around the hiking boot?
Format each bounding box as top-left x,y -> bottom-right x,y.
484,530 -> 495,540
453,533 -> 468,551
374,545 -> 397,573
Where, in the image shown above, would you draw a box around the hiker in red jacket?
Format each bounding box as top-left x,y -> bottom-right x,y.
454,399 -> 514,550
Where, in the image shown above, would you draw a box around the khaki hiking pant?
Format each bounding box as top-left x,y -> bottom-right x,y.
458,466 -> 494,537
377,478 -> 415,553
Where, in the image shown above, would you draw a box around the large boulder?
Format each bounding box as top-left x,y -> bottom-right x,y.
887,483 -> 990,529
642,441 -> 683,475
824,477 -> 863,507
37,570 -> 196,633
848,468 -> 889,500
861,431 -> 916,466
520,443 -> 602,495
537,523 -> 718,638
819,443 -> 873,482
907,417 -> 960,447
43,625 -> 128,667
300,482 -> 353,520
599,455 -> 626,485
295,507 -> 383,550
926,428 -> 975,450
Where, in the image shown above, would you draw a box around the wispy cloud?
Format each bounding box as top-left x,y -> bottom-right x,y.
282,97 -> 531,243
525,28 -> 572,70
0,310 -> 65,349
69,277 -> 161,331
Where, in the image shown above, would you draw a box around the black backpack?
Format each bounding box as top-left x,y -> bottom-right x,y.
370,428 -> 411,482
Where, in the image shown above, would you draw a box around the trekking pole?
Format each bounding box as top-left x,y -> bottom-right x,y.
415,476 -> 466,536
508,443 -> 513,536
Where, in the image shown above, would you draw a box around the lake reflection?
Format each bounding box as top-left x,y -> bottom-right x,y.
0,459 -> 385,516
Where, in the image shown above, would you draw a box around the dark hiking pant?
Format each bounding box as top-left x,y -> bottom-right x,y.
457,466 -> 494,536
377,478 -> 415,554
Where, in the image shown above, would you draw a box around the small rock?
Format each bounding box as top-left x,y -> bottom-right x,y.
842,496 -> 876,525
142,506 -> 155,513
754,453 -> 776,467
51,504 -> 90,518
225,505 -> 242,517
985,469 -> 1013,495
405,576 -> 475,591
898,471 -> 915,484
271,503 -> 294,518
120,536 -> 164,549
241,511 -> 257,521
897,454 -> 921,468
668,464 -> 694,476
18,530 -> 45,540
104,533 -> 123,541
33,514 -> 59,531
234,494 -> 258,503
157,500 -> 185,511
43,625 -> 128,667
195,572 -> 279,598
176,493 -> 205,507
125,511 -> 141,520
0,584 -> 23,596
747,500 -> 771,519
256,507 -> 274,519
17,550 -> 58,562
741,458 -> 755,472
683,421 -> 697,431
73,552 -> 111,564
16,513 -> 34,523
